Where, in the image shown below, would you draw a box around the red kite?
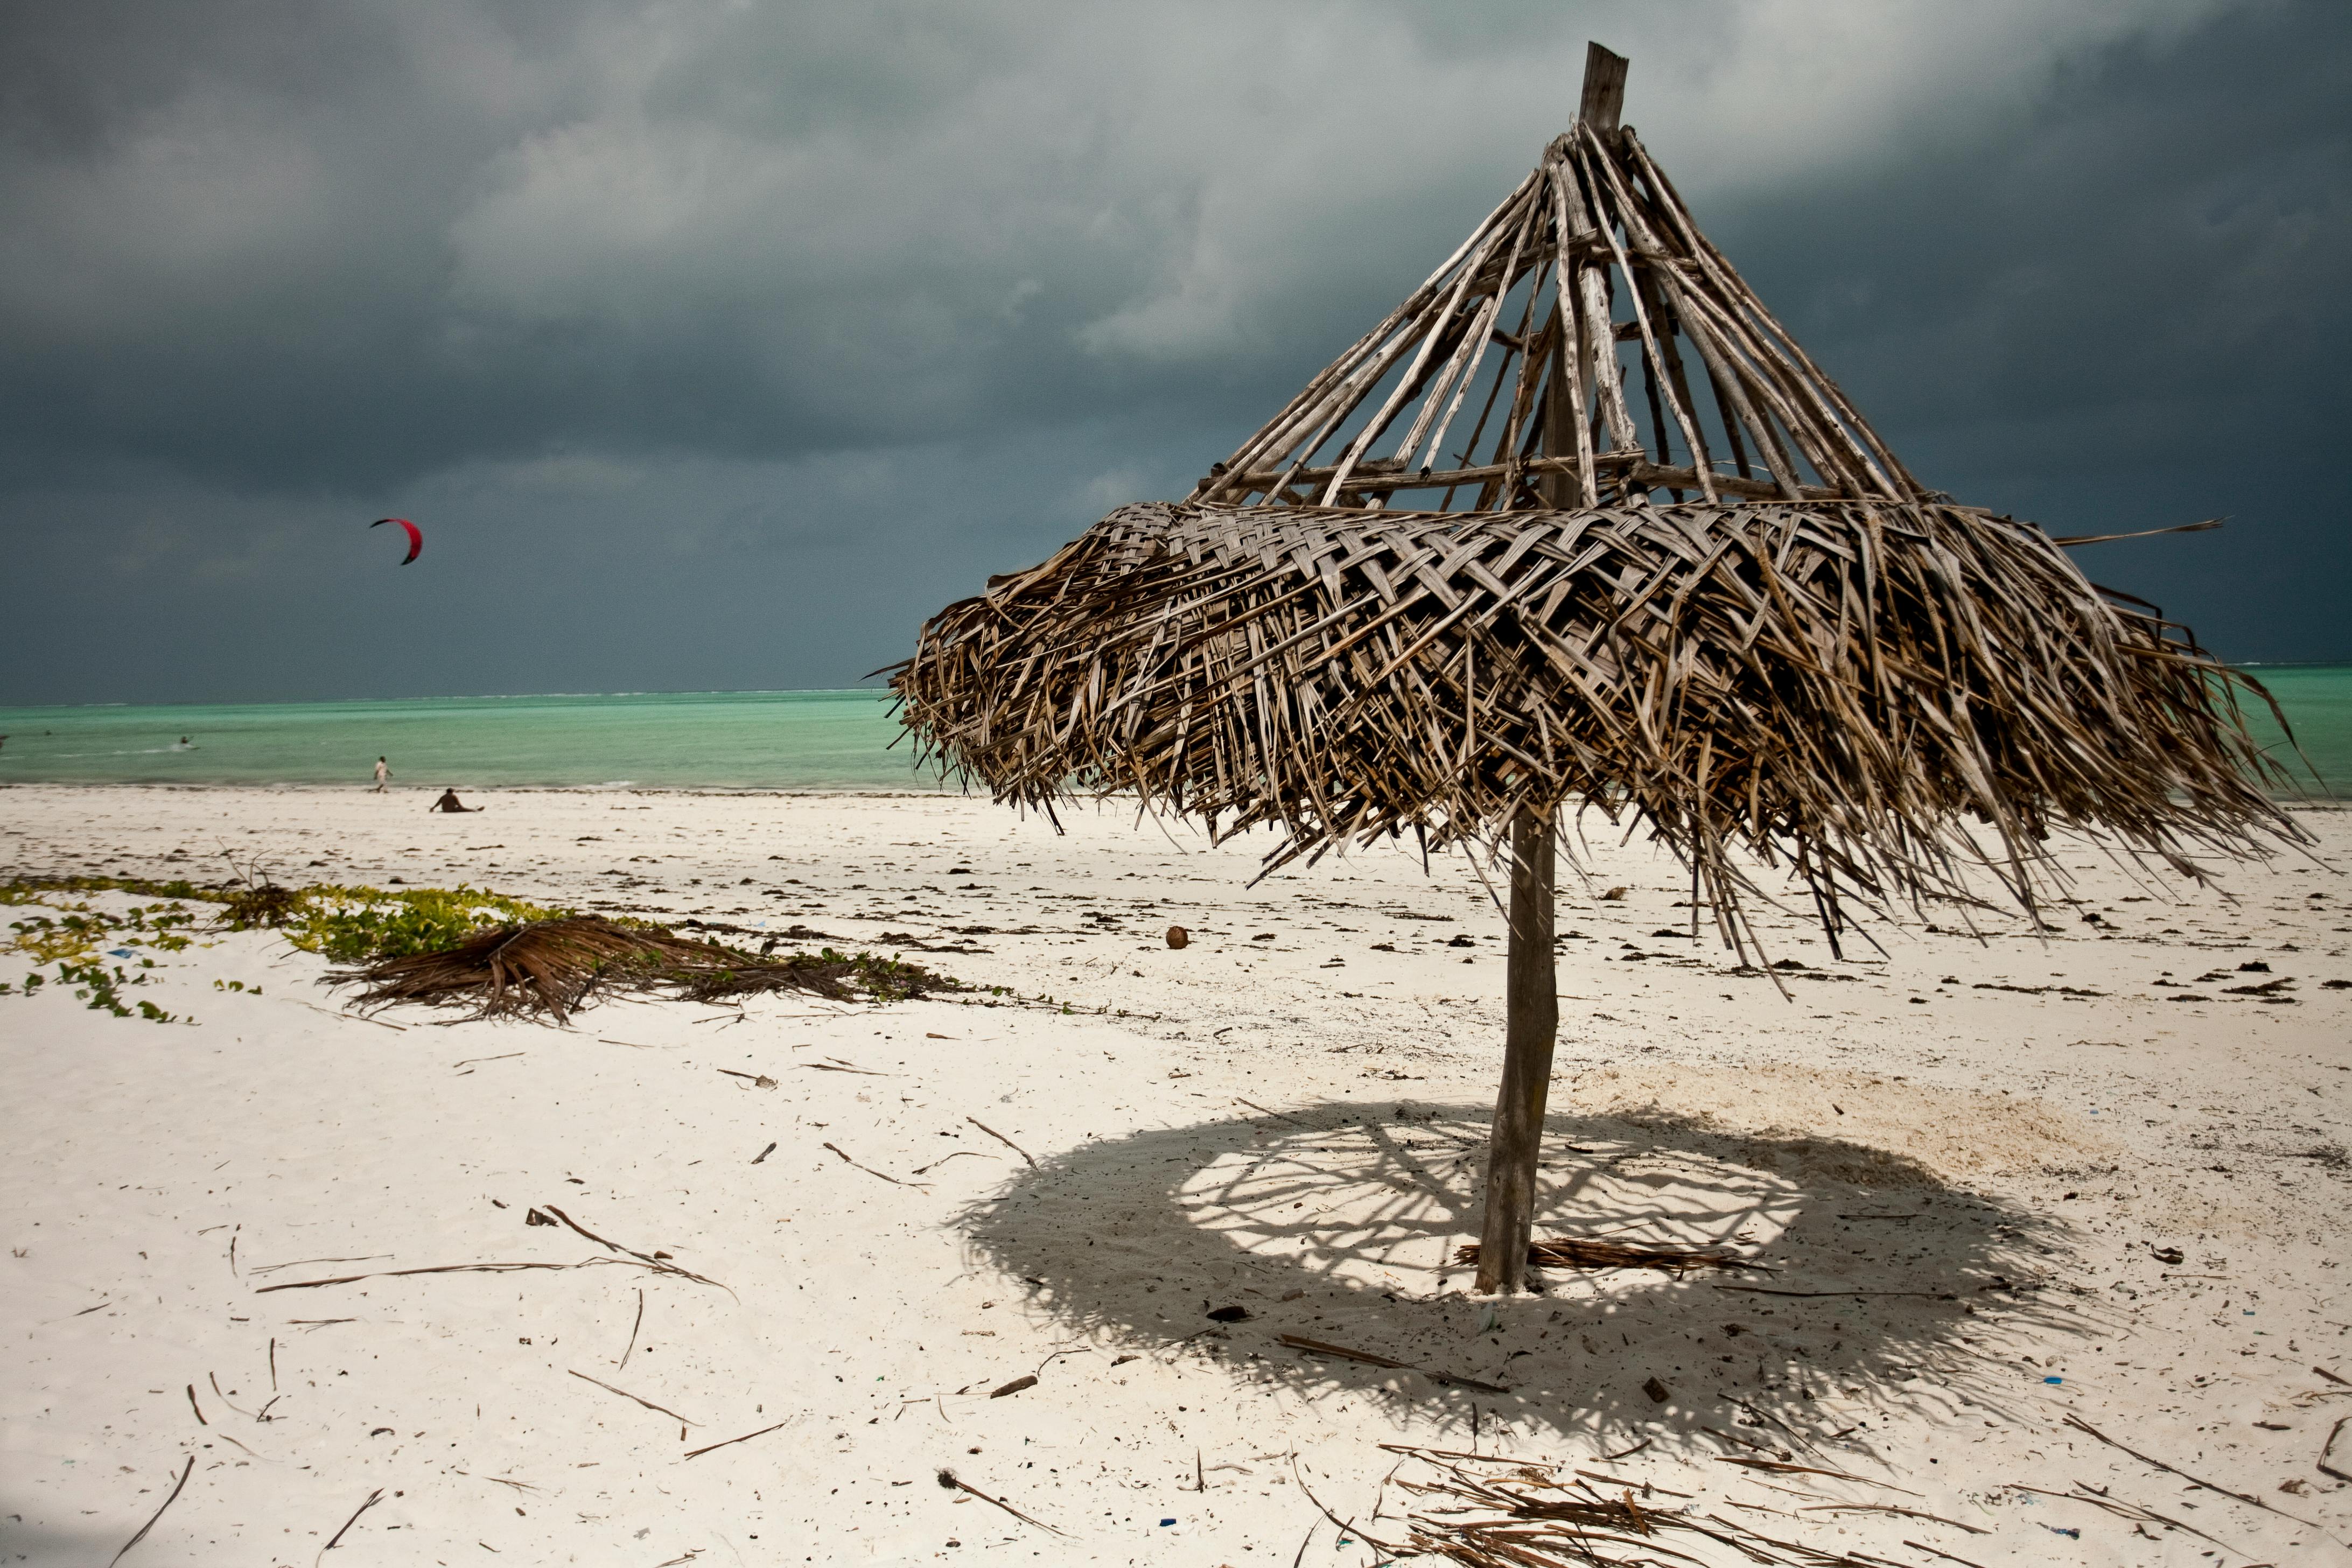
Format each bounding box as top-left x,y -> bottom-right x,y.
372,516 -> 422,564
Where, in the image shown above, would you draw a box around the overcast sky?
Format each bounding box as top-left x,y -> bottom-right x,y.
2,0 -> 2345,706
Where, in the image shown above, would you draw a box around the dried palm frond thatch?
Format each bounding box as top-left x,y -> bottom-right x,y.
896,496 -> 2296,957
892,47 -> 2306,935
328,915 -> 961,1023
1360,1448 -> 1942,1567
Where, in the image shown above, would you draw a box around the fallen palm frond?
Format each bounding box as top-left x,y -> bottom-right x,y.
331,916 -> 701,1021
1360,1451 -> 1931,1567
1454,1234 -> 1760,1275
326,915 -> 961,1023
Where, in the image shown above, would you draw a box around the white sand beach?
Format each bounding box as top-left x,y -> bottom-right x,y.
3,784 -> 2348,1566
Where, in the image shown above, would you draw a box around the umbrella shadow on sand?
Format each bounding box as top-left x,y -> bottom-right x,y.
961,1101 -> 2095,1455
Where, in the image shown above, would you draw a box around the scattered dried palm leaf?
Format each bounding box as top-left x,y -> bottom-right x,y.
1366,1451 -> 1930,1566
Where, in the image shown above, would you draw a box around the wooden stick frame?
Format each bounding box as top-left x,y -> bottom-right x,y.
1187,66 -> 1915,519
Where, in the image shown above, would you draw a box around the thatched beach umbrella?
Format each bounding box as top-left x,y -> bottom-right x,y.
893,45 -> 2300,1293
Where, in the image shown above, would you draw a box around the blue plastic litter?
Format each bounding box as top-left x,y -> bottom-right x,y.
108,948 -> 135,958
2046,1525 -> 2081,1538
1159,1518 -> 1176,1527
2043,1375 -> 2063,1384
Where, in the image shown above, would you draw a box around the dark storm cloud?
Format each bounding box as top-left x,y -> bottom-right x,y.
1728,8 -> 2352,655
1,0 -> 2343,704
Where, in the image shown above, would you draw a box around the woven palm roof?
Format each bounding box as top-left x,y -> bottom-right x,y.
893,88 -> 2299,948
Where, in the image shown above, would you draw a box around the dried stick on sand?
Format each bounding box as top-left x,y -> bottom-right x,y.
1800,1502 -> 1989,1535
964,1117 -> 1035,1167
618,1287 -> 645,1369
534,1204 -> 725,1289
315,1487 -> 384,1563
822,1142 -> 928,1188
1278,1333 -> 1507,1395
2063,1414 -> 2339,1541
1714,1457 -> 1921,1495
684,1420 -> 792,1460
936,1468 -> 1065,1535
2009,1483 -> 2244,1555
2323,1416 -> 2352,1483
255,1257 -> 688,1293
567,1369 -> 699,1428
107,1453 -> 193,1568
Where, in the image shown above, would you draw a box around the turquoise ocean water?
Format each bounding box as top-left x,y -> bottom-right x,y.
0,671 -> 2344,794
2235,665 -> 2350,796
0,690 -> 947,792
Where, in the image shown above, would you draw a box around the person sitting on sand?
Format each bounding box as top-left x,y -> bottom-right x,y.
372,755 -> 392,792
430,787 -> 481,813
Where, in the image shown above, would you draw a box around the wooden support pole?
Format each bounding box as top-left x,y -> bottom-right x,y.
1578,43 -> 1629,133
1475,809 -> 1558,1294
1469,48 -> 1623,1294
1471,51 -> 1618,1293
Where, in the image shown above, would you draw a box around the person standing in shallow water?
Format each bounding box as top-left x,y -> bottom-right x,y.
372,756 -> 392,793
